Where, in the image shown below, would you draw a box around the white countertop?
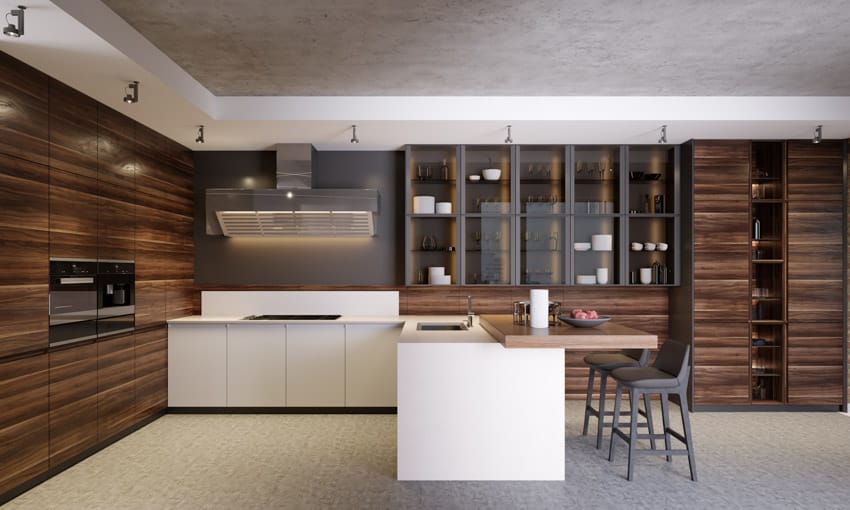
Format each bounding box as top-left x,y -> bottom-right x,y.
168,315 -> 497,344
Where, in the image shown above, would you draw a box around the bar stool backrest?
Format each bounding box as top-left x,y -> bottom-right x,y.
652,341 -> 691,386
622,348 -> 650,367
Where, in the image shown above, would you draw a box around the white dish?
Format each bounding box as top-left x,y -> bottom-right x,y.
482,168 -> 502,181
574,242 -> 591,251
576,274 -> 597,285
468,175 -> 481,182
644,242 -> 656,251
435,202 -> 452,214
412,195 -> 435,214
631,242 -> 643,251
657,242 -> 668,251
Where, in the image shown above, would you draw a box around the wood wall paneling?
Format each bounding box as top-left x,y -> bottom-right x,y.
0,52 -> 49,165
48,343 -> 98,467
787,366 -> 844,405
0,353 -> 48,495
49,168 -> 98,260
693,366 -> 751,404
97,334 -> 135,442
97,105 -> 136,262
135,280 -> 166,330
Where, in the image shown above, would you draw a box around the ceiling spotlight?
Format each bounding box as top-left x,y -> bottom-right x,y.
3,5 -> 25,38
195,125 -> 205,144
350,124 -> 359,144
658,124 -> 667,144
813,125 -> 822,144
123,81 -> 139,104
504,124 -> 513,144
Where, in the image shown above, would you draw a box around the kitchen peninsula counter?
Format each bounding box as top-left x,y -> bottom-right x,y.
479,314 -> 658,350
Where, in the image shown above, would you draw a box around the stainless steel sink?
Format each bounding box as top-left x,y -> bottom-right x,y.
416,322 -> 469,331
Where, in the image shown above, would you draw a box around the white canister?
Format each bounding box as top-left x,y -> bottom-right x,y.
596,267 -> 609,285
639,267 -> 652,284
591,234 -> 613,251
529,289 -> 549,328
413,195 -> 436,214
435,202 -> 452,214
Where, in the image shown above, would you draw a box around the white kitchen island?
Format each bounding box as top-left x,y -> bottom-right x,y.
396,317 -> 566,481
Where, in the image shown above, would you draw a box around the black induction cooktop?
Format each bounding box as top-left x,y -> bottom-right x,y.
244,314 -> 342,320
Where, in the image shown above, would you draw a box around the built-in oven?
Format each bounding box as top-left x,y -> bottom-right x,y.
96,260 -> 135,338
49,258 -> 98,347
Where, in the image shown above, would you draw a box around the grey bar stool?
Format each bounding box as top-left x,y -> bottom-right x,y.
607,340 -> 696,481
581,349 -> 651,449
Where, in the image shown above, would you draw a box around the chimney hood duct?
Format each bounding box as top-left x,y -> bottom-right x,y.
206,144 -> 379,237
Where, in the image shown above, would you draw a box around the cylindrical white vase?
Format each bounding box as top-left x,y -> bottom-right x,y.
530,289 -> 549,328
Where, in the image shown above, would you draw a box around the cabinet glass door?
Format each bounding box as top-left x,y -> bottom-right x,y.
520,216 -> 565,284
572,216 -> 619,285
463,146 -> 512,214
573,145 -> 620,214
464,216 -> 511,285
626,146 -> 675,214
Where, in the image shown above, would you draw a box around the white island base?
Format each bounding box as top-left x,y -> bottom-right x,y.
397,339 -> 565,481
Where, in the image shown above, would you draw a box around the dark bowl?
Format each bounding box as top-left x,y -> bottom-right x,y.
558,315 -> 611,328
644,173 -> 662,180
629,171 -> 644,180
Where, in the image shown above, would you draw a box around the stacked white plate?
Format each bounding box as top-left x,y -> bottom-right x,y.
413,196 -> 435,214
576,274 -> 597,285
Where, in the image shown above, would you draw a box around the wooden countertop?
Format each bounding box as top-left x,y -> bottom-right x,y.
479,315 -> 658,350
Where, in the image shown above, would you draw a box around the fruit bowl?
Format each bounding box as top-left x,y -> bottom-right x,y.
558,315 -> 611,328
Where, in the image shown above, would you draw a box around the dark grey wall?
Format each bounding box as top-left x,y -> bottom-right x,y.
194,150 -> 404,285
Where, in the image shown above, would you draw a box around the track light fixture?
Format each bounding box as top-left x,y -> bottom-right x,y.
812,125 -> 822,144
658,124 -> 667,144
123,81 -> 139,104
3,5 -> 25,38
195,125 -> 205,144
350,124 -> 359,144
504,124 -> 513,144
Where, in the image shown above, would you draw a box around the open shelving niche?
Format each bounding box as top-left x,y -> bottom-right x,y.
404,144 -> 680,286
749,141 -> 787,404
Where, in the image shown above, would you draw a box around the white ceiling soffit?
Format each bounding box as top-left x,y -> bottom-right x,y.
0,0 -> 847,150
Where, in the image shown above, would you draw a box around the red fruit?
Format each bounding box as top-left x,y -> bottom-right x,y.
575,311 -> 589,319
587,310 -> 599,319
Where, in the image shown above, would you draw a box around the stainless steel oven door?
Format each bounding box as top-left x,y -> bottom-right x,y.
96,313 -> 135,338
49,275 -> 98,346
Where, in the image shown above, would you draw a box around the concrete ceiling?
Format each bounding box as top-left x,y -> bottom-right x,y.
100,0 -> 850,96
1,1 -> 849,150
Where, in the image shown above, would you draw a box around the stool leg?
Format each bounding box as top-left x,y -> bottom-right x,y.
660,392 -> 672,462
627,388 -> 640,481
607,383 -> 623,462
582,367 -> 595,436
642,392 -> 656,450
595,372 -> 608,449
679,390 -> 697,482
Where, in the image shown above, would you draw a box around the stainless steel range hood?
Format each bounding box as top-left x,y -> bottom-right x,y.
206,144 -> 379,237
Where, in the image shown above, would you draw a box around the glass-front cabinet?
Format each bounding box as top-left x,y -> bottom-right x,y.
405,144 -> 679,286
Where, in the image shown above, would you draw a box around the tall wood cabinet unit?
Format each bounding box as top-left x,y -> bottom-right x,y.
674,140 -> 847,409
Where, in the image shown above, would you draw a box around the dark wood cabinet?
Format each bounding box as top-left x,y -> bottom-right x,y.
683,139 -> 846,408
97,106 -> 136,262
0,354 -> 48,495
0,52 -> 49,165
49,342 -> 99,467
688,141 -> 752,405
0,154 -> 49,358
134,326 -> 167,421
97,333 -> 136,442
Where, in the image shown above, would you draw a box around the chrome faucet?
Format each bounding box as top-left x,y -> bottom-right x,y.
449,295 -> 474,327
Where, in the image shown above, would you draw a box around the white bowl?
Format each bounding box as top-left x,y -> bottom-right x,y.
482,168 -> 502,181
657,242 -> 668,251
468,174 -> 481,182
412,195 -> 435,214
591,234 -> 613,251
574,242 -> 591,251
631,242 -> 644,251
643,242 -> 656,251
435,202 -> 452,214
